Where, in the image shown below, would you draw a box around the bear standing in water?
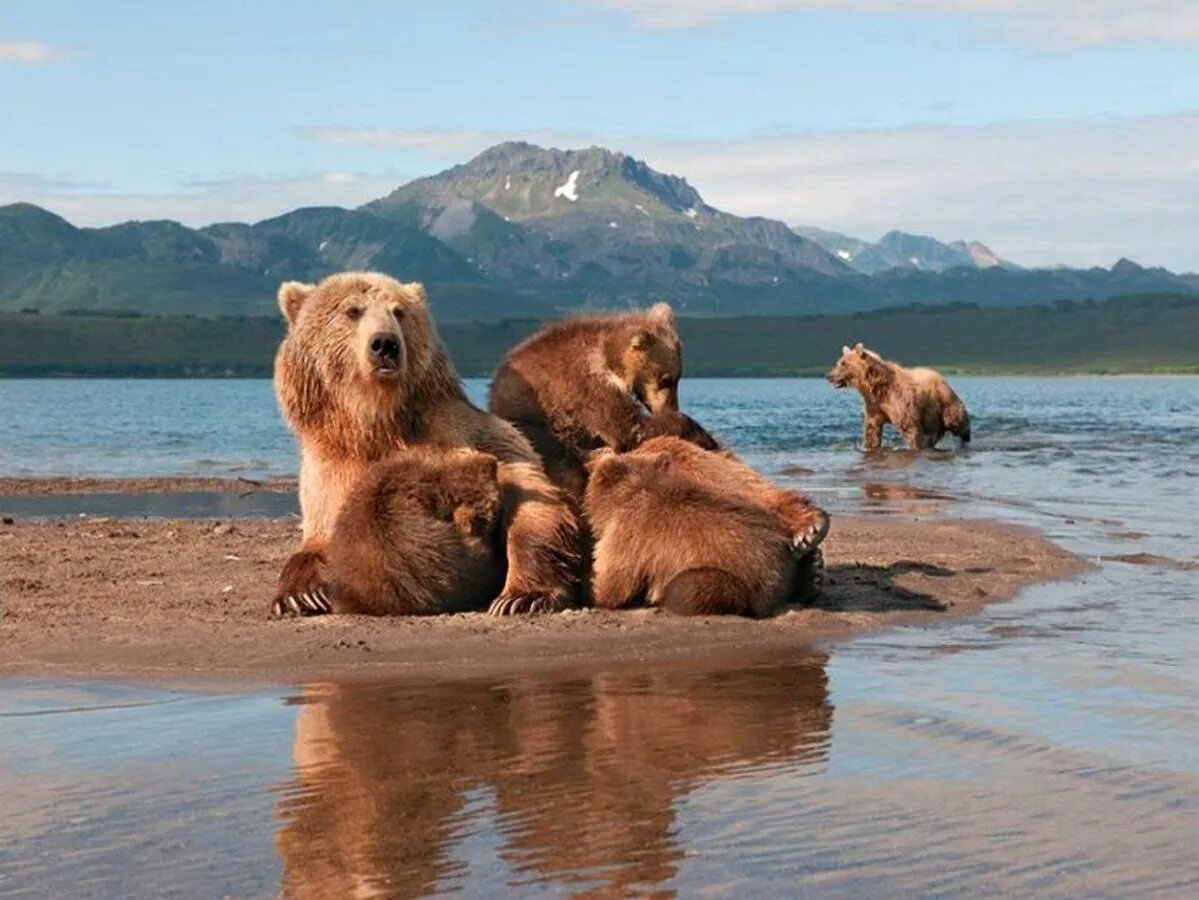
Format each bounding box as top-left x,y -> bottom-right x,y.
827,343 -> 971,450
272,272 -> 579,617
314,449 -> 505,616
489,304 -> 704,499
585,437 -> 830,617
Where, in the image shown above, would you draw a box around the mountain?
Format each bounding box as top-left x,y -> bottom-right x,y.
366,142 -> 851,293
794,225 -> 1018,275
0,143 -> 1194,320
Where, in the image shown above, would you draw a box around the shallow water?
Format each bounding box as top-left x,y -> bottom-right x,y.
3,377 -> 1198,896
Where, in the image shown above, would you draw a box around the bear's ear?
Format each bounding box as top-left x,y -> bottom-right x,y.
651,451 -> 672,472
400,281 -> 428,306
648,302 -> 675,329
841,344 -> 852,356
278,281 -> 315,327
853,342 -> 865,353
631,330 -> 656,351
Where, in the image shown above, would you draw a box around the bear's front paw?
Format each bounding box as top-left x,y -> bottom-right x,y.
272,549 -> 332,618
487,591 -> 566,616
792,510 -> 830,556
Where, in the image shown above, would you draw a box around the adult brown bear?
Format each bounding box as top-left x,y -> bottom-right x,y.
827,343 -> 971,450
272,272 -> 579,617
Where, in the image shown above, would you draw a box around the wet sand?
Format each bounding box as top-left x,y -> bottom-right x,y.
0,492 -> 1084,684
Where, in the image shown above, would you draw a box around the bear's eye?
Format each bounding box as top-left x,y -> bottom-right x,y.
659,376 -> 678,390
345,307 -> 364,321
391,306 -> 405,321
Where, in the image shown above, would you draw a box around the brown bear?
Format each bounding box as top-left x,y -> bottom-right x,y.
488,303 -> 689,498
827,343 -> 971,450
299,448 -> 505,616
584,437 -> 830,617
272,272 -> 579,617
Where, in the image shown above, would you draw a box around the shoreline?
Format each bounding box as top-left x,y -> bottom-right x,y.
0,506 -> 1085,687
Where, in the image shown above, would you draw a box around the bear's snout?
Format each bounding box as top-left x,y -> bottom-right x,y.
368,332 -> 402,370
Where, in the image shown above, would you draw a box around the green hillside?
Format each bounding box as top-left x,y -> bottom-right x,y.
1,294 -> 1195,378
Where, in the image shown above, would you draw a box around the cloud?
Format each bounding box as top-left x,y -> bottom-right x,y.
573,1 -> 1199,48
0,171 -> 410,228
0,40 -> 68,64
628,113 -> 1199,269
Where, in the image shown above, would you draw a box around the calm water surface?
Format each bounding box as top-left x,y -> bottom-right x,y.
2,377 -> 1198,896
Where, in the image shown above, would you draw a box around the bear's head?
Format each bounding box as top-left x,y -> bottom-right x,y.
278,272 -> 438,388
826,342 -> 885,389
275,273 -> 454,440
612,302 -> 682,415
438,450 -> 502,541
584,447 -> 673,523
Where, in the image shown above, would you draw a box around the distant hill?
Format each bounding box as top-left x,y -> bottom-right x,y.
1,142 -> 1194,319
3,294 -> 1195,377
793,225 -> 1019,274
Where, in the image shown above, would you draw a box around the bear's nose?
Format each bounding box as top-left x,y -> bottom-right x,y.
369,333 -> 401,366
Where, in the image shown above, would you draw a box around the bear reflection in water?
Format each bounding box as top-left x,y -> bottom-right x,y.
274,658 -> 832,897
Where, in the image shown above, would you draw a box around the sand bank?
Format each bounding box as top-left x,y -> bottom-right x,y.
0,503 -> 1083,685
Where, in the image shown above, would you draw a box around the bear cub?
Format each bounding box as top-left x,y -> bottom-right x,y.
584,437 -> 829,618
309,449 -> 505,616
489,303 -> 692,498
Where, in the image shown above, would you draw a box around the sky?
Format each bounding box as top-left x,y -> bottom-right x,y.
2,0 -> 1197,269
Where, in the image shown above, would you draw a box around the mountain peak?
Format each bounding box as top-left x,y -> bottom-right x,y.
1112,257 -> 1144,273
368,141 -> 708,226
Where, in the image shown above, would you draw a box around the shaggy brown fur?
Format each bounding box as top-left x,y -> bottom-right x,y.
634,436 -> 829,555
827,343 -> 972,450
272,272 -> 579,617
321,449 -> 505,616
636,409 -> 721,451
584,437 -> 829,617
488,304 -> 684,498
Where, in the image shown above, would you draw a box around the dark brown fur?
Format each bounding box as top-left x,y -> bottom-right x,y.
827,343 -> 972,450
488,304 -> 684,499
273,272 -> 579,617
324,449 -> 505,615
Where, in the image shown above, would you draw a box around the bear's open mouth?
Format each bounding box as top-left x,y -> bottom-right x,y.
827,373 -> 847,387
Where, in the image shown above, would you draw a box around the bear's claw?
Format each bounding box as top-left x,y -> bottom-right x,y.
487,592 -> 565,616
792,512 -> 830,556
272,586 -> 332,618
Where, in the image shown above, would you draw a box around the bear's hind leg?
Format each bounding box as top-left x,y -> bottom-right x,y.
659,567 -> 759,617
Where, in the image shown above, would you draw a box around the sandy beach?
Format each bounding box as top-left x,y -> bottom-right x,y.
0,480 -> 1084,685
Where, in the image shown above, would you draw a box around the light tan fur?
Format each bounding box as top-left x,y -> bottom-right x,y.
273,272 -> 579,617
827,343 -> 972,450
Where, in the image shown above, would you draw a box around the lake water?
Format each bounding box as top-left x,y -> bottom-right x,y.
3,377 -> 1198,896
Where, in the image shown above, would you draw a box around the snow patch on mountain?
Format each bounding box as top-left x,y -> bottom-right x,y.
554,170 -> 580,202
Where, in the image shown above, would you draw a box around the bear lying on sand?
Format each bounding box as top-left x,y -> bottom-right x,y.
312,449 -> 506,616
827,343 -> 971,450
585,437 -> 829,617
489,304 -> 697,498
272,272 -> 579,617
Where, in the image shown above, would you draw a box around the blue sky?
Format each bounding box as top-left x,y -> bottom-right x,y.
2,0 -> 1198,268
